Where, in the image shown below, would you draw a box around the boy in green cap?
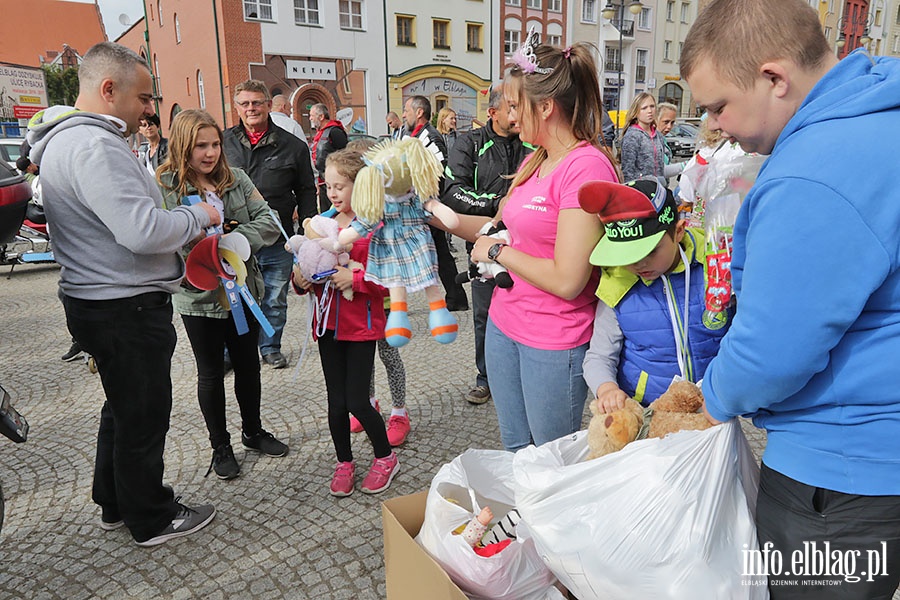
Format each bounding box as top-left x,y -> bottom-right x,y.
580,177 -> 733,412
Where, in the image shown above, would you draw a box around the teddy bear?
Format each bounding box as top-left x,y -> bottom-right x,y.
585,380 -> 713,460
285,214 -> 362,301
647,379 -> 713,439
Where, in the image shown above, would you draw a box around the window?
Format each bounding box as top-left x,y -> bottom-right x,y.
678,41 -> 683,61
893,33 -> 900,53
174,14 -> 181,44
244,0 -> 273,21
339,0 -> 363,29
527,0 -> 541,8
824,26 -> 832,41
637,7 -> 651,29
605,46 -> 621,71
680,2 -> 689,23
158,0 -> 163,26
504,29 -> 521,53
582,0 -> 596,23
547,34 -> 562,46
635,49 -> 648,82
397,15 -> 415,46
294,0 -> 319,25
549,0 -> 562,11
663,40 -> 672,61
666,0 -> 674,21
467,23 -> 483,51
154,54 -> 161,95
197,71 -> 206,109
506,0 -> 521,6
433,19 -> 450,49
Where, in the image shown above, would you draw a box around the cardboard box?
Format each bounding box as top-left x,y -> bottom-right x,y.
382,491 -> 468,600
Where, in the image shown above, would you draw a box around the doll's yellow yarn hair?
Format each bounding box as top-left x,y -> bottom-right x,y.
351,138 -> 443,225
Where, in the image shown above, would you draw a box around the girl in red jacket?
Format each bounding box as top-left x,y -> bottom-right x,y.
292,150 -> 398,497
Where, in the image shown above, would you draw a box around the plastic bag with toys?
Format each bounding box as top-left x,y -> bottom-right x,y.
677,136 -> 766,314
415,449 -> 565,600
511,422 -> 766,600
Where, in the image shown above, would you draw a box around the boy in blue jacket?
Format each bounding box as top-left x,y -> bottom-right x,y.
581,177 -> 732,412
682,0 -> 900,596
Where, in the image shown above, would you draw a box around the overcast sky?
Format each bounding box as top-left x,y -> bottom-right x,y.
67,0 -> 146,41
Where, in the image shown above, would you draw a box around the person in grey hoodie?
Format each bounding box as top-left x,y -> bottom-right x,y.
26,42 -> 221,548
619,92 -> 668,185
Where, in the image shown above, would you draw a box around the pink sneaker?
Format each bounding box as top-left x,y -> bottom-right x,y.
330,461 -> 355,497
350,399 -> 380,433
386,414 -> 411,447
360,453 -> 400,494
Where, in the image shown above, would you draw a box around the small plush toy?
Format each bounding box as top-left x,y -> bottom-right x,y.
648,379 -> 713,439
585,379 -> 713,460
586,397 -> 645,460
456,221 -> 514,289
336,137 -> 461,347
286,214 -> 362,301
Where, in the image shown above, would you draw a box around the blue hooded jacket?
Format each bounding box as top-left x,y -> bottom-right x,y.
702,50 -> 900,495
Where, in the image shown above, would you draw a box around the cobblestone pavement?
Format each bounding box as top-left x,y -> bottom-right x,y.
0,260 -> 895,600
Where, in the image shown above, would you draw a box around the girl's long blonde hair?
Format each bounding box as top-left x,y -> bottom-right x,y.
156,109 -> 234,199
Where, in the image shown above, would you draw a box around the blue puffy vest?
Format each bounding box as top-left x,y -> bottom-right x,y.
612,231 -> 732,405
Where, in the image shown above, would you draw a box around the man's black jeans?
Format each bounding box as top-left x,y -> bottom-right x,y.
63,292 -> 180,543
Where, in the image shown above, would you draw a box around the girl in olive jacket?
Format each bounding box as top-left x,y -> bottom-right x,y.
157,109 -> 287,481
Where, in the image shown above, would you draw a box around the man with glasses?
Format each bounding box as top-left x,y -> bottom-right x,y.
224,80 -> 317,369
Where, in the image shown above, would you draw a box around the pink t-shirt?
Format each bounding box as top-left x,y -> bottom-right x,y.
490,143 -> 616,350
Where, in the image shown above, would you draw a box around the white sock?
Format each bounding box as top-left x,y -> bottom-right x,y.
391,407 -> 407,418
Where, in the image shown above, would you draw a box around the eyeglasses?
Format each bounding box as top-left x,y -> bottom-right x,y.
236,100 -> 267,109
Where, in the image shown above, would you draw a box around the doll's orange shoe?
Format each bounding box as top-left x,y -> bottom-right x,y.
385,303 -> 412,348
428,300 -> 458,344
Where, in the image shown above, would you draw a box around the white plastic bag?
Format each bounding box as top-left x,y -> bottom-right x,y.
513,421 -> 767,600
415,449 -> 565,600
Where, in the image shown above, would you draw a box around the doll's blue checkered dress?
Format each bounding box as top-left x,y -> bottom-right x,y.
350,191 -> 439,293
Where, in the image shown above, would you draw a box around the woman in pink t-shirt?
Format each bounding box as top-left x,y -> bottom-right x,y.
468,35 -> 619,451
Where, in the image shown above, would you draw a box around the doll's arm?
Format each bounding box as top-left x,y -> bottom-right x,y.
337,220 -> 367,250
423,198 -> 459,229
459,506 -> 493,548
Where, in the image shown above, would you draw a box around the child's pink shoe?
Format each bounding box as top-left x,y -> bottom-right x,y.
386,414 -> 411,446
330,461 -> 355,497
360,452 -> 400,494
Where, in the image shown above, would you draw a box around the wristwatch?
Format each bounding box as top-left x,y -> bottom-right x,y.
488,242 -> 508,263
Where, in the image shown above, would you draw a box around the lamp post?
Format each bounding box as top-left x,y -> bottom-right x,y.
835,5 -> 875,57
601,0 -> 644,140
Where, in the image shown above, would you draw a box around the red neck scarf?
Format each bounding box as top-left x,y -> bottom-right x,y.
410,122 -> 426,137
246,127 -> 268,145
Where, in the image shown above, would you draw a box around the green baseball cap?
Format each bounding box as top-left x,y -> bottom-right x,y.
577,178 -> 679,267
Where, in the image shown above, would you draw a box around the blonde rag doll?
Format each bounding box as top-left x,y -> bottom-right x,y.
337,137 -> 459,347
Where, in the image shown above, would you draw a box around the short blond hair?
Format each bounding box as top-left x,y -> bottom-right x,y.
233,80 -> 271,101
681,0 -> 830,90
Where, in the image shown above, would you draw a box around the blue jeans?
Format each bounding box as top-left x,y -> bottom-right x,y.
485,317 -> 589,452
256,243 -> 293,356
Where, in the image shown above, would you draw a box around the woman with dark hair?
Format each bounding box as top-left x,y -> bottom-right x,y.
139,113 -> 169,174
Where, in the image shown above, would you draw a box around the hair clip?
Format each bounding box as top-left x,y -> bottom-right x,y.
512,26 -> 553,75
563,46 -> 572,59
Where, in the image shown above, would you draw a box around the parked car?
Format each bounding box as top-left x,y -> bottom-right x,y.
0,138 -> 26,169
665,122 -> 700,158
